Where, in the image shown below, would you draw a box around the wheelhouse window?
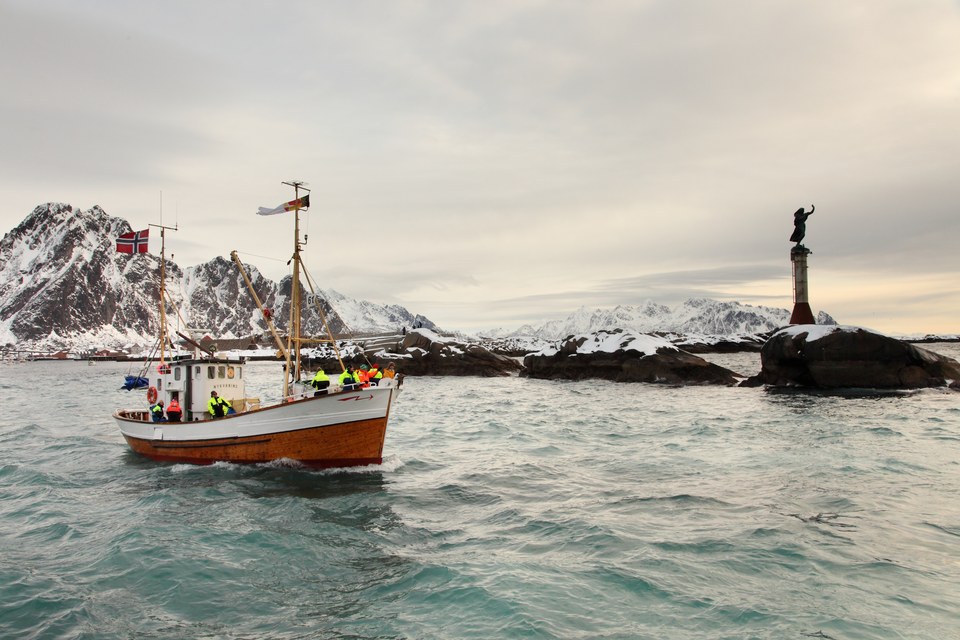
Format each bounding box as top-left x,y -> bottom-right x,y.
208,366 -> 215,379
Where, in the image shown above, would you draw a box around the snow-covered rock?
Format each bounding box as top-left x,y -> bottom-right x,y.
301,329 -> 522,377
522,329 -> 741,385
742,325 -> 960,389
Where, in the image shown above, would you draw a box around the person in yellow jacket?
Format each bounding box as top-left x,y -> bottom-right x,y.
368,364 -> 384,386
311,368 -> 330,395
339,367 -> 358,390
208,391 -> 233,418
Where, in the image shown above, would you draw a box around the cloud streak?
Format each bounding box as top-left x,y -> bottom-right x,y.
2,0 -> 959,335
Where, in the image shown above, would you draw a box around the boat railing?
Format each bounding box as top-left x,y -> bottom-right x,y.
116,410 -> 151,422
280,376 -> 399,403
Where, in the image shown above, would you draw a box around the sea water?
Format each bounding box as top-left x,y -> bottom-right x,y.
1,346 -> 959,639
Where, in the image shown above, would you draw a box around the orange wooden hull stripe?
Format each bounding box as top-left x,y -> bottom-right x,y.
122,417 -> 388,468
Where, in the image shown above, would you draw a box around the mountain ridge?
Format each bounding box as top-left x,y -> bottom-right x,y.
0,203 -> 436,351
479,299 -> 836,340
3,202 -> 845,352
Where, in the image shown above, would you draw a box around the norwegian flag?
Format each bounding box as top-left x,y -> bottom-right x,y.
116,229 -> 150,254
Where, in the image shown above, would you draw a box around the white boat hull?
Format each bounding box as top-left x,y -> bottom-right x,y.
115,384 -> 396,467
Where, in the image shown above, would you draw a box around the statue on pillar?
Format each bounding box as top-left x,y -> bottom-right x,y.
790,205 -> 815,245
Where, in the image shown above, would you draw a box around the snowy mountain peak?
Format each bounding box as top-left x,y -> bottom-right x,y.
483,299 -> 837,340
1,203 -> 436,350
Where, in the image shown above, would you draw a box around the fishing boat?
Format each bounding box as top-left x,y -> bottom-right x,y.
113,182 -> 399,468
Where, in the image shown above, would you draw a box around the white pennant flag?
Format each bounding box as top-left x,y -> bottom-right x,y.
257,194 -> 310,216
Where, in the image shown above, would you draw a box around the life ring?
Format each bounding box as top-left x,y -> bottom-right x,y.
147,386 -> 158,405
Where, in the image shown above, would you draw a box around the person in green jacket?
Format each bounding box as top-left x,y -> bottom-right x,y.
208,391 -> 232,418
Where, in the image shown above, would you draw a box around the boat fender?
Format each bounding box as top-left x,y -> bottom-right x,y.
146,386 -> 158,404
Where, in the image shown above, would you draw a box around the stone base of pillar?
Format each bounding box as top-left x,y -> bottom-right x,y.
790,302 -> 815,325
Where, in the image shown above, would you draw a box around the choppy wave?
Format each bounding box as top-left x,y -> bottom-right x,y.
2,351 -> 960,639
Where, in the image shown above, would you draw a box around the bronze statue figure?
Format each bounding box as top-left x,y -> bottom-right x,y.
790,205 -> 814,244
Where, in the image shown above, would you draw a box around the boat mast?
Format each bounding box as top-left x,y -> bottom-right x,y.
150,221 -> 178,367
283,180 -> 309,394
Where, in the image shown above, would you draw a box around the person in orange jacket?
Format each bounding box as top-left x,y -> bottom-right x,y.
166,395 -> 182,422
368,364 -> 383,386
357,365 -> 370,388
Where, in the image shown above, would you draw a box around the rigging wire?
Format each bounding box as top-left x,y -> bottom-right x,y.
299,262 -> 373,370
232,250 -> 288,263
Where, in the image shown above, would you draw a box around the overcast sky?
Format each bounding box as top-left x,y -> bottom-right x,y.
2,1 -> 958,334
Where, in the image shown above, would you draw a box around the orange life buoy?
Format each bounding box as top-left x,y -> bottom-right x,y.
147,386 -> 158,405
